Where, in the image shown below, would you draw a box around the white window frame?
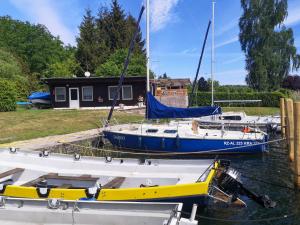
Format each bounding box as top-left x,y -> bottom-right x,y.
82,86 -> 93,102
108,86 -> 120,100
122,85 -> 133,100
55,87 -> 66,102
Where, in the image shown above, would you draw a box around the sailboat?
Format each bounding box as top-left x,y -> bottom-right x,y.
103,1 -> 268,154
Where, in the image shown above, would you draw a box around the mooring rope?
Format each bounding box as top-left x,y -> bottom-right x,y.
59,137 -> 286,156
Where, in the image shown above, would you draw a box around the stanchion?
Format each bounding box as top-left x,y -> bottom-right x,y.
285,99 -> 294,161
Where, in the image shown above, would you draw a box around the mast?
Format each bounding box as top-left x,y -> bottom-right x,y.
211,1 -> 215,106
189,20 -> 211,107
146,0 -> 150,92
106,6 -> 145,125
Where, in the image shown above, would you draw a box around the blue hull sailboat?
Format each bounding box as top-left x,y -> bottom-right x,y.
103,1 -> 268,154
103,92 -> 268,154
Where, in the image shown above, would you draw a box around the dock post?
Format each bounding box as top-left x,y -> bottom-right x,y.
285,99 -> 294,161
280,98 -> 286,138
294,101 -> 300,187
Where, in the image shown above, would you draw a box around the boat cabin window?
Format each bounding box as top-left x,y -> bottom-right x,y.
222,116 -> 242,120
164,130 -> 177,134
146,129 -> 158,133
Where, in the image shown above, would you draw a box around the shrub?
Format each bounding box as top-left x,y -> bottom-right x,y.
191,92 -> 283,107
0,79 -> 17,111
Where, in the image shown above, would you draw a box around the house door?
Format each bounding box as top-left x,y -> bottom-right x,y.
69,88 -> 79,109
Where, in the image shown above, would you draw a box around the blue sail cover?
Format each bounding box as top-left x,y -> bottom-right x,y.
146,92 -> 221,119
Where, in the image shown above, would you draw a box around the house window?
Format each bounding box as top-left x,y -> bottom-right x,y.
55,87 -> 66,102
122,85 -> 133,100
82,86 -> 93,101
108,86 -> 120,100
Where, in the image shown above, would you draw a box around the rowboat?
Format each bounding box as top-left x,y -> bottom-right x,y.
0,197 -> 191,225
0,148 -> 222,210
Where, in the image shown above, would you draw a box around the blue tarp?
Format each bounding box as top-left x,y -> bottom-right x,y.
146,92 -> 222,119
28,92 -> 50,100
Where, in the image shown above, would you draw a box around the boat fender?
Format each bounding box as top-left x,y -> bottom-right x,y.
0,196 -> 6,207
138,136 -> 142,148
176,134 -> 180,149
161,138 -> 165,149
37,187 -> 50,198
85,187 -> 100,199
9,147 -> 18,154
242,126 -> 251,133
39,150 -> 49,157
47,199 -> 61,209
0,184 -> 7,194
105,156 -> 112,163
74,153 -> 81,161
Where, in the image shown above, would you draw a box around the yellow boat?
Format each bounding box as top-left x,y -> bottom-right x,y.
0,148 -> 242,209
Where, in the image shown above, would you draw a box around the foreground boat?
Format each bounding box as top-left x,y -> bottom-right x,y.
197,111 -> 281,132
0,148 -> 276,209
0,148 -> 219,209
28,92 -> 51,106
0,197 -> 191,225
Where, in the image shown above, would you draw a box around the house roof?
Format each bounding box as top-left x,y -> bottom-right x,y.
42,76 -> 146,85
150,79 -> 191,87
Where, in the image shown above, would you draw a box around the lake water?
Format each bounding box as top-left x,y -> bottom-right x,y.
197,135 -> 300,225
59,134 -> 300,225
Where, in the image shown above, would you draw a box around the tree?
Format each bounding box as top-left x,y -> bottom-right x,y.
158,73 -> 170,79
76,9 -> 98,74
197,77 -> 209,91
207,78 -> 219,91
95,49 -> 146,77
239,0 -> 300,91
0,16 -> 68,76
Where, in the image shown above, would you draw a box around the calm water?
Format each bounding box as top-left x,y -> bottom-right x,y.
59,134 -> 300,225
197,135 -> 300,225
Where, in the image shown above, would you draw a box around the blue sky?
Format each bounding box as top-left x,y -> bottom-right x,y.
1,0 -> 300,84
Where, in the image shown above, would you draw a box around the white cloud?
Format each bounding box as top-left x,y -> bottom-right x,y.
285,5 -> 300,26
181,47 -> 197,55
9,0 -> 76,45
221,55 -> 244,65
215,18 -> 239,37
215,36 -> 239,49
150,0 -> 180,32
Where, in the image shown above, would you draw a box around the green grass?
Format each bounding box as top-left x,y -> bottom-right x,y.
0,108 -> 143,144
0,106 -> 279,144
222,107 -> 279,116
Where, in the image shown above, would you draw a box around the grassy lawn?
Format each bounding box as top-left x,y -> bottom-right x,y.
222,107 -> 279,116
0,106 -> 279,144
0,108 -> 143,144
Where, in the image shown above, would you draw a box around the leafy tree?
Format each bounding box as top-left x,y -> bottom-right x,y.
0,16 -> 67,76
239,0 -> 300,91
207,78 -> 220,91
197,77 -> 209,91
158,73 -> 170,79
76,9 -> 98,74
95,49 -> 146,77
0,79 -> 17,111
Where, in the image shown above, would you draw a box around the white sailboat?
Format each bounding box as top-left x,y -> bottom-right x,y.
104,0 -> 269,154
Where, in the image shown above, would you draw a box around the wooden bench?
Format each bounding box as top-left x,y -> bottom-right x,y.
0,168 -> 24,180
102,177 -> 125,189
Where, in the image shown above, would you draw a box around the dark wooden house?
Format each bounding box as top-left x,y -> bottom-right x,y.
43,76 -> 146,109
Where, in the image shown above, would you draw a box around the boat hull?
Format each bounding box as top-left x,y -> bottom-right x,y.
103,130 -> 267,154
